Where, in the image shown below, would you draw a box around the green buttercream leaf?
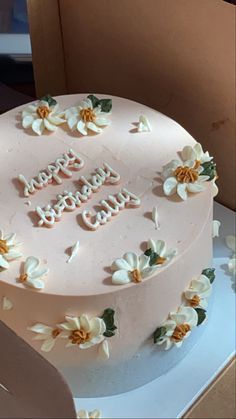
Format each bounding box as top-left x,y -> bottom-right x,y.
201,160 -> 217,181
40,94 -> 57,107
101,308 -> 117,338
202,268 -> 215,284
194,308 -> 207,326
87,95 -> 112,113
153,326 -> 167,343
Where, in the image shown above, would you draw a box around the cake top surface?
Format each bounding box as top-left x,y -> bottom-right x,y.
0,94 -> 212,296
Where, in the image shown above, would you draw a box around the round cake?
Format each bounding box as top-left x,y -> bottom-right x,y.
0,94 -> 217,396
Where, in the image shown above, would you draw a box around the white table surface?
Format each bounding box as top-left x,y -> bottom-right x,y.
74,202 -> 235,418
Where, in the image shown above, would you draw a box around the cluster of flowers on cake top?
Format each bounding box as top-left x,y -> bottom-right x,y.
161,142 -> 218,200
0,229 -> 49,290
153,267 -> 215,350
111,239 -> 177,285
28,308 -> 117,358
21,94 -> 112,136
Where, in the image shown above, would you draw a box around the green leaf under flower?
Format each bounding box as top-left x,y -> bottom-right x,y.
144,248 -> 160,266
153,326 -> 167,343
101,308 -> 117,338
201,160 -> 217,181
202,268 -> 215,284
40,94 -> 57,107
194,307 -> 207,326
87,94 -> 112,113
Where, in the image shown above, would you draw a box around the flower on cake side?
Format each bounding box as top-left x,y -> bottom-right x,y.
18,256 -> 49,290
144,239 -> 177,267
28,323 -> 62,352
65,95 -> 111,136
153,267 -> 215,350
77,409 -> 101,419
22,95 -> 65,135
225,235 -> 236,276
161,142 -> 218,200
0,230 -> 22,270
28,308 -> 117,357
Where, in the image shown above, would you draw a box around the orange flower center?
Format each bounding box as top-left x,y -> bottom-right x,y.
52,328 -> 61,339
80,108 -> 96,123
131,268 -> 142,283
155,256 -> 166,265
174,160 -> 200,183
37,105 -> 50,119
171,324 -> 191,342
0,239 -> 9,254
19,273 -> 28,283
189,295 -> 200,307
69,329 -> 91,345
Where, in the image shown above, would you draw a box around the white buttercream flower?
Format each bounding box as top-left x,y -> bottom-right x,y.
137,115 -> 151,132
228,258 -> 236,276
111,252 -> 152,285
19,256 -> 49,290
181,142 -> 212,164
212,220 -> 221,238
77,409 -> 101,419
146,239 -> 177,266
156,306 -> 198,350
22,99 -> 65,135
2,296 -> 13,311
162,159 -> 209,200
65,98 -> 110,136
28,323 -> 62,352
185,274 -> 212,309
0,230 -> 22,270
58,315 -> 106,349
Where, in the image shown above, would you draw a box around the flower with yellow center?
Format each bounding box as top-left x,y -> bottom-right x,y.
65,98 -> 110,136
22,99 -> 65,135
111,252 -> 152,285
162,158 -> 209,200
146,239 -> 177,267
185,274 -> 212,309
19,256 -> 49,290
28,323 -> 62,352
0,230 -> 22,270
155,306 -> 198,350
58,315 -> 106,349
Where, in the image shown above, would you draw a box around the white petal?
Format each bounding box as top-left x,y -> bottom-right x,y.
86,122 -> 102,133
228,258 -> 236,275
80,314 -> 91,333
28,324 -> 52,335
98,339 -> 110,360
41,337 -> 56,352
163,177 -> 178,196
65,316 -> 80,330
152,206 -> 159,229
112,270 -> 131,285
58,322 -> 75,331
2,297 -> 13,310
90,317 -> 106,337
155,240 -> 166,256
111,258 -> 131,272
212,179 -> 219,197
67,240 -> 80,263
90,409 -> 101,419
212,220 -> 221,238
67,115 -> 78,130
30,267 -> 49,280
138,115 -> 151,132
22,115 -> 35,129
4,250 -> 22,261
139,254 -> 150,271
4,233 -> 16,245
24,256 -> 40,275
25,277 -> 45,290
0,255 -> 10,269
65,107 -> 78,119
44,118 -> 57,132
95,117 -> 110,126
32,118 -> 45,135
198,175 -> 209,182
147,238 -> 157,252
225,235 -> 236,253
77,410 -> 89,419
77,120 -> 88,135
177,183 -> 188,200
47,115 -> 65,125
181,145 -> 195,161
186,182 -> 205,193
124,252 -> 138,269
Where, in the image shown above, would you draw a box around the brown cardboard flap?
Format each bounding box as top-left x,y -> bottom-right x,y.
0,321 -> 76,419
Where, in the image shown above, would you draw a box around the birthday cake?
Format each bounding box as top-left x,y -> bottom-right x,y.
0,94 -> 218,396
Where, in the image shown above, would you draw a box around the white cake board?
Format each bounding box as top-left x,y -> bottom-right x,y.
74,202 -> 235,418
